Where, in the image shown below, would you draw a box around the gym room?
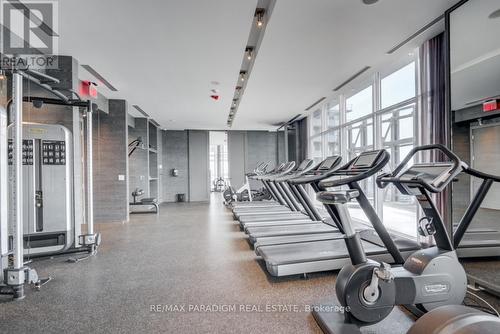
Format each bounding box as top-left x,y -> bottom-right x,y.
1,0 -> 500,333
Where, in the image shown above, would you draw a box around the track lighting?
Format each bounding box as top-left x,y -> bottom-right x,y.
246,47 -> 254,61
255,9 -> 265,27
239,71 -> 246,82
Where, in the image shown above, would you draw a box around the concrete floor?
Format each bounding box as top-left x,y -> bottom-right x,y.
5,195 -> 498,333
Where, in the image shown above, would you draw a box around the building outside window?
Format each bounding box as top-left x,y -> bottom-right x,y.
308,58 -> 418,237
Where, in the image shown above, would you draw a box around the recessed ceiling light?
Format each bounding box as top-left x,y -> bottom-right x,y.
239,71 -> 246,82
489,9 -> 500,19
246,47 -> 254,61
362,0 -> 379,4
210,81 -> 220,85
255,9 -> 265,27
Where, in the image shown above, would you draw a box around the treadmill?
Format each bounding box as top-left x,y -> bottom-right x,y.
257,150 -> 420,277
235,160 -> 317,223
232,162 -> 298,217
245,156 -> 344,245
453,165 -> 500,258
231,163 -> 289,210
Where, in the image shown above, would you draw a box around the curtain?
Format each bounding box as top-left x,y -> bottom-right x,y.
295,118 -> 308,163
418,32 -> 450,226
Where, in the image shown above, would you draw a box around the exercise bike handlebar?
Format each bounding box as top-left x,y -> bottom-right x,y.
376,144 -> 462,193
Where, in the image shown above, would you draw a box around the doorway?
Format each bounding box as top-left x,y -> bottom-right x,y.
209,131 -> 229,192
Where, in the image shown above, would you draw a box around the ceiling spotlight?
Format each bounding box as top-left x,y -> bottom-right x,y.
255,9 -> 265,27
362,0 -> 379,4
239,71 -> 246,82
489,9 -> 500,19
246,47 -> 254,60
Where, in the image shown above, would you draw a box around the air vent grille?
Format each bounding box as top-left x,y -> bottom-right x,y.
333,66 -> 371,92
81,65 -> 118,91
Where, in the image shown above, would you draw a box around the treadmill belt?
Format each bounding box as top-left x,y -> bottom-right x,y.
254,233 -> 342,250
247,224 -> 336,238
358,229 -> 420,251
259,239 -> 386,265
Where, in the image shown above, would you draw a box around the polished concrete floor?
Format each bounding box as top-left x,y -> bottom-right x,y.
2,195 -> 497,333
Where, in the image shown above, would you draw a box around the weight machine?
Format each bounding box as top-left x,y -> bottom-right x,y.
0,68 -> 101,300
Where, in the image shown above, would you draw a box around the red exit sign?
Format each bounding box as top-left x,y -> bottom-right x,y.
483,99 -> 500,112
80,81 -> 98,98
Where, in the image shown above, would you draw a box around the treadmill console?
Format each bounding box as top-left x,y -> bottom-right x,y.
398,163 -> 454,192
296,159 -> 313,171
351,151 -> 382,169
318,156 -> 339,170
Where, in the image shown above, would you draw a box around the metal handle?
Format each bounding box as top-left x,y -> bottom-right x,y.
376,144 -> 462,193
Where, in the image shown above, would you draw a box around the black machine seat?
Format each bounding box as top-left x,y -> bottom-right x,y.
316,190 -> 360,204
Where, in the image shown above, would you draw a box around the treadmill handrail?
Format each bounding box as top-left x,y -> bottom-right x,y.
261,161 -> 297,181
254,162 -> 289,181
463,166 -> 500,183
376,144 -> 462,193
318,150 -> 390,188
273,159 -> 315,182
288,156 -> 343,185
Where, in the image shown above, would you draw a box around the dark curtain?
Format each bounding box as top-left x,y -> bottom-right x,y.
419,32 -> 450,223
295,118 -> 308,163
419,32 -> 448,150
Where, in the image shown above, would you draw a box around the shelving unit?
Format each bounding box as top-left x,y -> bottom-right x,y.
148,120 -> 159,200
128,117 -> 162,204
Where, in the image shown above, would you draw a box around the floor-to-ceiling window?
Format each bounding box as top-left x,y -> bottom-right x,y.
377,62 -> 417,236
209,131 -> 229,191
307,57 -> 418,237
309,109 -> 324,164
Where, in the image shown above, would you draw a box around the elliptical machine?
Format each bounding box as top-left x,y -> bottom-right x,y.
313,144 -> 500,333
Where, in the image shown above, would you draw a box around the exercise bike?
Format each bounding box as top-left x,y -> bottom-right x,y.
313,144 -> 500,333
223,162 -> 269,205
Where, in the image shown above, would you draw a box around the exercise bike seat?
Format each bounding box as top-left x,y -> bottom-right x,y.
316,189 -> 360,204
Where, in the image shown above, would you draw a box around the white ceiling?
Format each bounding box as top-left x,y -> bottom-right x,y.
235,0 -> 461,130
58,0 -> 461,130
58,0 -> 257,130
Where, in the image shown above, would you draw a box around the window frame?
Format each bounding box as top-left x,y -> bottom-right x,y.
307,56 -> 420,238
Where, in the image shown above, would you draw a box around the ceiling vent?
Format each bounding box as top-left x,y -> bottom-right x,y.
333,66 -> 371,92
81,65 -> 118,91
386,15 -> 443,54
132,105 -> 149,118
305,97 -> 326,111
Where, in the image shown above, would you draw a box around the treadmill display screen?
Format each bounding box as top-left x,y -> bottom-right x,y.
353,151 -> 380,168
297,159 -> 311,171
318,158 -> 337,170
399,164 -> 453,183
